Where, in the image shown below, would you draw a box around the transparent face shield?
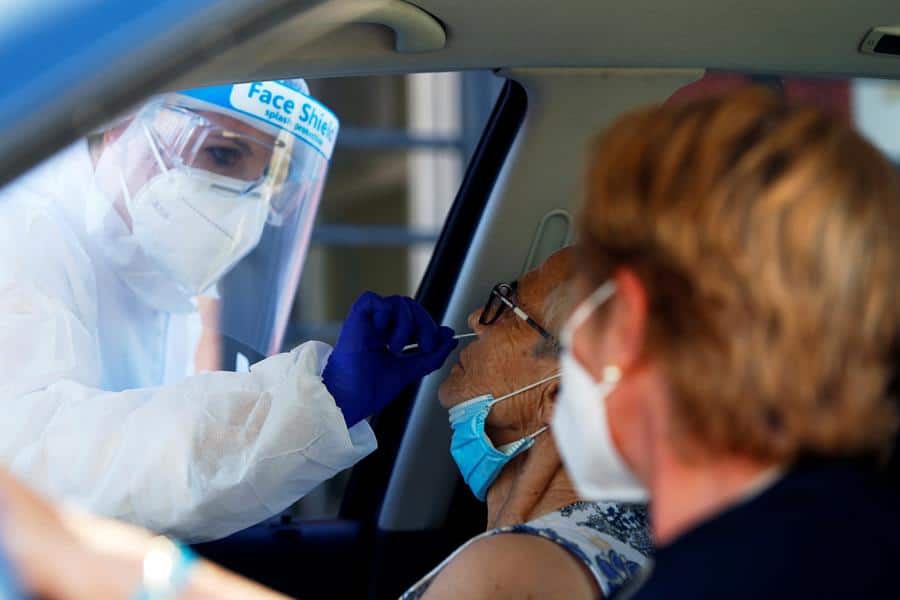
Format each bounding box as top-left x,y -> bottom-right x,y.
91,81 -> 338,362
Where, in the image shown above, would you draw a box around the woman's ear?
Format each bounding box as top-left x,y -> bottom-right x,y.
571,267 -> 649,383
606,268 -> 649,375
537,379 -> 561,426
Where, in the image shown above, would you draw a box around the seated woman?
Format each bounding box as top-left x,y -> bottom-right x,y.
556,88 -> 900,597
403,247 -> 652,600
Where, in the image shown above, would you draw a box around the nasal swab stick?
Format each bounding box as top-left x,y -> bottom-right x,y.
401,332 -> 477,352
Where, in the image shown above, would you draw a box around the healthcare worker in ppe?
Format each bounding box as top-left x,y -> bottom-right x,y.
0,79 -> 457,542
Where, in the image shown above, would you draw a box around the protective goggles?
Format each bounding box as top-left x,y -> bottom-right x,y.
139,100 -> 313,226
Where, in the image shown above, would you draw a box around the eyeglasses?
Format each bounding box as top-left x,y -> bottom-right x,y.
479,281 -> 556,342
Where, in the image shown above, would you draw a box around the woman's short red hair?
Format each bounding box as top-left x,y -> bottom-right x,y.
579,87 -> 900,461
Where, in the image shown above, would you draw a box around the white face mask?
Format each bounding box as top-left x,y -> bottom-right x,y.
126,125 -> 269,296
552,281 -> 648,502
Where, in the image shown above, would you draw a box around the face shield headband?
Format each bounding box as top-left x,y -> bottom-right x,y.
177,80 -> 340,225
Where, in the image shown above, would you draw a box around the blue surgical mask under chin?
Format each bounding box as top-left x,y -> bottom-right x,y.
448,373 -> 560,501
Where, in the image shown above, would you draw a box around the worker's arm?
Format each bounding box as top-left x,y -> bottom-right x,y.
0,204 -> 455,541
1,336 -> 377,542
0,274 -> 454,542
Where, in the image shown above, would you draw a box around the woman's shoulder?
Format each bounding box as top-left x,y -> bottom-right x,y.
425,531 -> 600,599
403,502 -> 653,599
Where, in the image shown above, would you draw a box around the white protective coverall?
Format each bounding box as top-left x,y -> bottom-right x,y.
0,140 -> 377,542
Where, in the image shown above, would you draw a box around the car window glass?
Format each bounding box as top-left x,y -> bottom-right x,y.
687,73 -> 900,166
278,72 -> 503,520
853,78 -> 900,163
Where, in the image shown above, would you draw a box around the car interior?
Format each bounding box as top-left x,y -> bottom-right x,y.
4,0 -> 900,597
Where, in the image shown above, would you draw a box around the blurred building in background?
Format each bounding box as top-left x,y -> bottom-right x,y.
285,71 -> 501,349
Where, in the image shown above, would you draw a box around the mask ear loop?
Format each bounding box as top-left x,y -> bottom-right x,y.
528,425 -> 549,439
490,373 -> 561,407
496,425 -> 551,454
491,374 -> 560,453
560,280 -> 617,348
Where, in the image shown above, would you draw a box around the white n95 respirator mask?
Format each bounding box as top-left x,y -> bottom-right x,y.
552,281 -> 648,502
127,164 -> 268,296
124,122 -> 269,297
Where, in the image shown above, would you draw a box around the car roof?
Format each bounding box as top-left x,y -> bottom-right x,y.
179,0 -> 900,84
3,0 -> 899,185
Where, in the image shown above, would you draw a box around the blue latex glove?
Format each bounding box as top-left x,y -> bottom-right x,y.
322,291 -> 458,428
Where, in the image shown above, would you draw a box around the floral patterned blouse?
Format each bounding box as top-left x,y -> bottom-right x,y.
401,501 -> 652,599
